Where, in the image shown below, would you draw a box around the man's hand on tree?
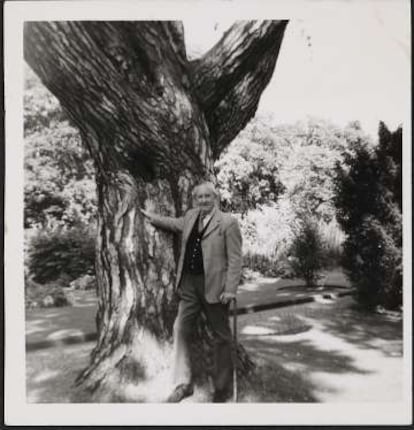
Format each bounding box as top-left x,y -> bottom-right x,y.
219,292 -> 236,305
140,209 -> 153,221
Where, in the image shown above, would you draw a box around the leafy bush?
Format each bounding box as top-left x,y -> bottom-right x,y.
243,251 -> 287,278
288,216 -> 325,287
215,115 -> 357,221
343,217 -> 401,309
239,201 -> 297,259
319,219 -> 345,268
25,276 -> 73,308
24,66 -> 97,230
238,199 -> 344,279
334,122 -> 402,310
215,136 -> 285,214
27,227 -> 96,284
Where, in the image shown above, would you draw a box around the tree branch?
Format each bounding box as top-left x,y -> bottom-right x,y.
191,20 -> 288,159
24,21 -> 210,179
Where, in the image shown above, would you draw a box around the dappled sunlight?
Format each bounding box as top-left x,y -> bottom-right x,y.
242,325 -> 278,336
238,298 -> 403,402
274,291 -> 290,297
312,295 -> 335,304
26,305 -> 97,344
26,342 -> 93,403
130,330 -> 172,380
74,302 -> 98,308
46,329 -> 86,340
256,277 -> 281,285
238,282 -> 262,292
27,388 -> 44,403
309,355 -> 403,402
368,339 -> 402,357
33,369 -> 61,383
26,320 -> 52,335
238,278 -> 280,294
25,297 -> 403,403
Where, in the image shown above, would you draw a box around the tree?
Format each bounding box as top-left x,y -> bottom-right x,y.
288,215 -> 325,287
24,21 -> 288,399
334,122 -> 402,310
24,67 -> 96,230
215,116 -> 285,214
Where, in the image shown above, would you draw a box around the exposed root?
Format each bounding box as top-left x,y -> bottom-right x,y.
73,329 -> 176,402
74,318 -> 256,402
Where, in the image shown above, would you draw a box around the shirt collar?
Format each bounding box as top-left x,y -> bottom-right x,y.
200,206 -> 216,223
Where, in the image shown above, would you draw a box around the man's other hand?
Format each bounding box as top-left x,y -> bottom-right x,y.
219,292 -> 236,305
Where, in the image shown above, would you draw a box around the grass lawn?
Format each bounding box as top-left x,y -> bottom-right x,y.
26,297 -> 403,403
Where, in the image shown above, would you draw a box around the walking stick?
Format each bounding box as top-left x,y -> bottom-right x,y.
231,297 -> 238,403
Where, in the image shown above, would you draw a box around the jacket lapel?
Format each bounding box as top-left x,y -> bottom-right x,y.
183,209 -> 200,243
202,208 -> 221,239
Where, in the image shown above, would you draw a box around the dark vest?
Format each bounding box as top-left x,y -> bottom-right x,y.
183,214 -> 212,274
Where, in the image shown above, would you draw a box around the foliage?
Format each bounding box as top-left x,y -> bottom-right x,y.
24,65 -> 97,230
238,201 -> 296,260
25,276 -> 73,308
215,116 -> 285,214
216,116 -> 367,223
318,219 -> 345,268
243,252 -> 286,278
27,227 -> 96,284
24,69 -> 374,286
277,119 -> 367,222
288,216 -> 325,287
24,65 -> 65,134
24,67 -> 98,285
334,122 -> 402,310
222,115 -> 356,277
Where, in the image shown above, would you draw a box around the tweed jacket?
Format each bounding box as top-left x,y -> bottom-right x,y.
150,207 -> 242,303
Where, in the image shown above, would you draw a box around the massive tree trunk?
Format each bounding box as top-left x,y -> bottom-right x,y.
24,20 -> 288,401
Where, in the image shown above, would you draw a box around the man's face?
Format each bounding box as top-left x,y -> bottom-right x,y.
195,186 -> 216,214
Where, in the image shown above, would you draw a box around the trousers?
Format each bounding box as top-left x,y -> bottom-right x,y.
172,272 -> 233,393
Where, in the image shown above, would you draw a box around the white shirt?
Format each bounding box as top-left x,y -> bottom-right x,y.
200,207 -> 215,228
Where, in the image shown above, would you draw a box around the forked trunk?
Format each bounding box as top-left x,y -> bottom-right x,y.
24,20 -> 287,401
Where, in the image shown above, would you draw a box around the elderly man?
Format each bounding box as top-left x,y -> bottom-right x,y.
141,182 -> 242,403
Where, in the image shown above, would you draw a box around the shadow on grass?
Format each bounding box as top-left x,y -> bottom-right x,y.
26,343 -> 94,403
297,301 -> 403,355
26,298 -> 402,403
26,302 -> 97,344
238,334 -> 371,402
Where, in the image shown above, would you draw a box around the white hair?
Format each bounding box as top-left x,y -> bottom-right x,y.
191,181 -> 219,200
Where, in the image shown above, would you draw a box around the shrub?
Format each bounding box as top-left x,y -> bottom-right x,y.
342,217 -> 401,309
319,219 -> 345,268
243,251 -> 287,278
288,216 -> 325,287
27,226 -> 96,284
334,122 -> 402,310
25,276 -> 73,308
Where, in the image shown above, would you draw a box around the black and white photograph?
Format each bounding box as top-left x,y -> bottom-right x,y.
4,0 -> 412,426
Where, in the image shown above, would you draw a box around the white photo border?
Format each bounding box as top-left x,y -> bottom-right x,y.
4,0 -> 412,425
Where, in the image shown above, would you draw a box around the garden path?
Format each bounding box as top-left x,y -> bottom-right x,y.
26,270 -> 350,347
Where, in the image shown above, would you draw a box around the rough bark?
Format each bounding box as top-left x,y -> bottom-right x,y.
191,21 -> 288,158
24,20 -> 287,400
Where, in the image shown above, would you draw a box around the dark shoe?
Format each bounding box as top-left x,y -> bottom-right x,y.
166,384 -> 194,403
212,389 -> 231,403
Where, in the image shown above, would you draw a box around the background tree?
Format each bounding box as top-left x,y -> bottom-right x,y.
217,116 -> 353,276
288,215 -> 325,287
24,20 -> 288,399
215,116 -> 285,214
334,122 -> 402,310
24,67 -> 96,230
